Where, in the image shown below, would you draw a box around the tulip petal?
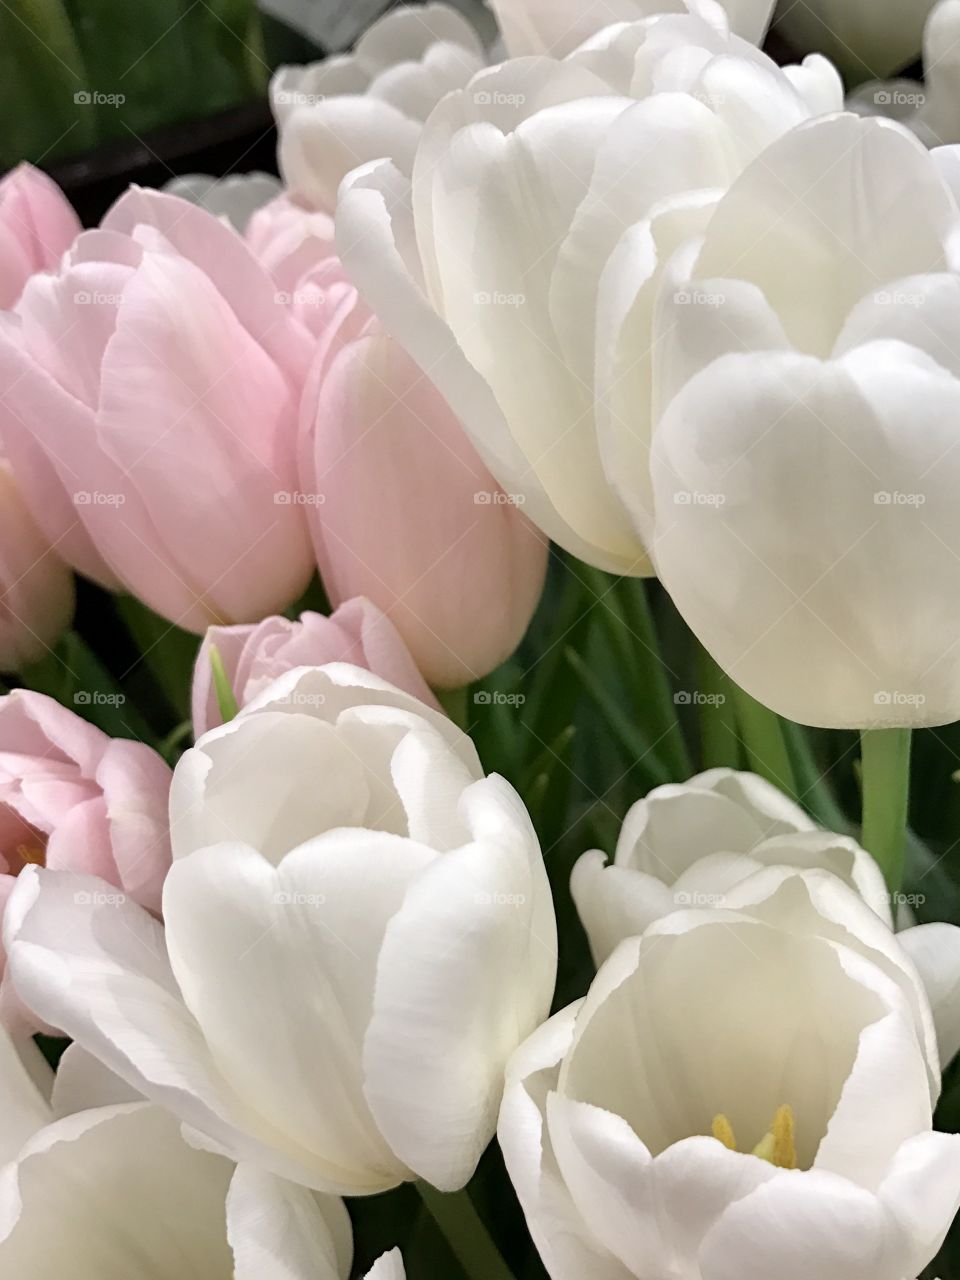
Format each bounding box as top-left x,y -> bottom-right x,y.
898,922 -> 960,1067
364,780 -> 556,1189
227,1164 -> 351,1280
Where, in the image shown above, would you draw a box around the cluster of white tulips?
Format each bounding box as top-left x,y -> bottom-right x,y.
5,0 -> 960,1276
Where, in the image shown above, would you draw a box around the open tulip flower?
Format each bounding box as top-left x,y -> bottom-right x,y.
336,1 -> 842,574
9,664 -> 557,1196
650,113 -> 960,730
501,868 -> 960,1280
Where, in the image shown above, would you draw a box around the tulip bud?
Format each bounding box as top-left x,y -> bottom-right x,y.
0,164 -> 80,308
0,188 -> 314,631
0,462 -> 73,672
191,598 -> 439,737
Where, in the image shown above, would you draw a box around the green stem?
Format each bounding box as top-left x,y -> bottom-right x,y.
416,1183 -> 516,1280
860,728 -> 912,893
730,683 -> 799,801
437,686 -> 469,730
695,643 -> 741,771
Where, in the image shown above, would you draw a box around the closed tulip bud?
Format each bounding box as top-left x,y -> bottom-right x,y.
0,187 -> 315,631
0,461 -> 73,672
10,665 -> 557,1195
192,598 -> 438,737
500,869 -> 960,1280
0,165 -> 80,309
0,1031 -> 352,1278
650,115 -> 960,729
336,10 -> 841,574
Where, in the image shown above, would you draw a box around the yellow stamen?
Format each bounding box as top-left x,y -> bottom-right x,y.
711,1113 -> 737,1151
16,842 -> 44,867
711,1103 -> 797,1169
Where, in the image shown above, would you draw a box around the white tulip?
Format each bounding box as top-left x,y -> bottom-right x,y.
336,4 -> 842,573
366,1250 -> 406,1279
0,1032 -> 351,1278
773,0 -> 937,83
162,173 -> 282,232
848,0 -> 960,146
570,767 -> 892,961
9,664 -> 557,1196
500,869 -> 960,1280
489,0 -> 775,56
648,113 -> 960,730
571,769 -> 960,1065
272,3 -> 487,210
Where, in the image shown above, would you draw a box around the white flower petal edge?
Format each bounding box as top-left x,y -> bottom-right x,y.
365,1249 -> 407,1280
500,871 -> 960,1280
10,663 -> 557,1196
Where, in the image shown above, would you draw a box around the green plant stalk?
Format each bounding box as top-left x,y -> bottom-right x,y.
860,728 -> 912,893
416,1183 -> 516,1280
694,643 -> 741,771
730,682 -> 799,801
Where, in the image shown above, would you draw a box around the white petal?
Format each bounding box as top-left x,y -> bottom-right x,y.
364,781 -> 555,1189
898,922 -> 960,1067
227,1164 -> 351,1280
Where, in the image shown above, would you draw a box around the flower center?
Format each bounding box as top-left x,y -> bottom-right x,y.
711,1104 -> 797,1169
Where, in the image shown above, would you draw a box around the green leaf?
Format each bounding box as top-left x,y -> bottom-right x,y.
114,596 -> 200,723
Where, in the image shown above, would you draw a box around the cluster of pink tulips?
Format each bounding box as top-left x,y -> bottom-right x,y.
0,161 -> 547,687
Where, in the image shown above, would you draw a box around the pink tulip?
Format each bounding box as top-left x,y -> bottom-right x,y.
0,690 -> 172,971
191,596 -> 439,736
0,165 -> 80,309
246,200 -> 548,689
296,268 -> 548,688
0,187 -> 315,631
0,462 -> 74,672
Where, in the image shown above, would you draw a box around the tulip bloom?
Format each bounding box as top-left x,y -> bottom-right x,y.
490,0 -> 775,56
773,0 -> 937,82
500,868 -> 960,1280
0,164 -> 80,309
336,6 -> 842,573
0,1029 -> 352,1278
0,187 -> 314,630
271,3 -> 486,212
192,598 -> 438,736
0,690 -> 172,974
10,665 -> 557,1195
649,114 -> 960,729
0,462 -> 73,672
